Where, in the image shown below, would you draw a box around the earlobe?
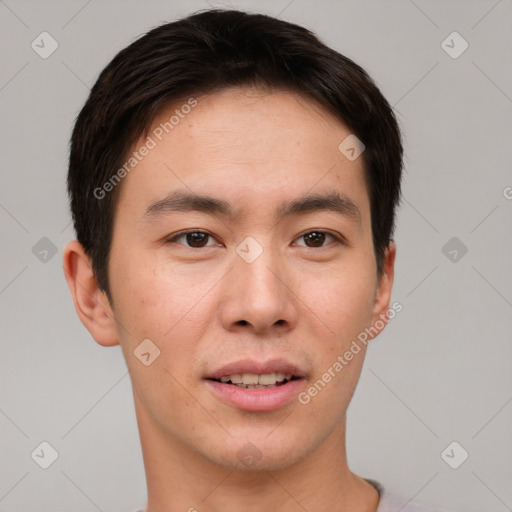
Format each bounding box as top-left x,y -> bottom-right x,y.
369,242 -> 396,340
63,240 -> 119,347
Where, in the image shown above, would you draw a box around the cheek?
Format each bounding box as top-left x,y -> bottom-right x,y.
110,260 -> 211,412
110,253 -> 219,357
301,261 -> 376,342
299,270 -> 374,417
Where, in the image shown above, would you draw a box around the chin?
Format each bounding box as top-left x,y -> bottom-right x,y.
200,433 -> 317,473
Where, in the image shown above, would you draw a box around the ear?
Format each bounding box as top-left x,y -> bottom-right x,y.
368,242 -> 396,340
63,240 -> 119,347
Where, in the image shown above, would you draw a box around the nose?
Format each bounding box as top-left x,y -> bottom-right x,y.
220,245 -> 299,336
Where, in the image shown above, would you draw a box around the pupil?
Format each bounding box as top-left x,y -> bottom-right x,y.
305,232 -> 325,247
187,232 -> 208,247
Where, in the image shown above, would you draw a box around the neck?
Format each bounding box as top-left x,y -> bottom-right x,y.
133,393 -> 379,512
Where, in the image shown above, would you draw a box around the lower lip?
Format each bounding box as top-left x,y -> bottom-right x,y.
205,379 -> 305,412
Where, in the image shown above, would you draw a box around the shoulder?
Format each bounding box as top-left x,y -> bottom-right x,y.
366,479 -> 456,512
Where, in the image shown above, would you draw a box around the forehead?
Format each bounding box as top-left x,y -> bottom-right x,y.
115,86 -> 369,221
152,87 -> 349,158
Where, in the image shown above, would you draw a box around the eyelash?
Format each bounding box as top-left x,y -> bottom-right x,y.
165,230 -> 219,248
165,229 -> 345,249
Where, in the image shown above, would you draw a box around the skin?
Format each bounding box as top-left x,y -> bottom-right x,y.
64,86 -> 395,512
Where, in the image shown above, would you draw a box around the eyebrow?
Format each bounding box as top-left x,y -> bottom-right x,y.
144,192 -> 231,218
142,190 -> 360,224
277,192 -> 360,223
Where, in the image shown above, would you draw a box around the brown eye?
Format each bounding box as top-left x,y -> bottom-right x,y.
294,231 -> 340,248
166,231 -> 216,248
185,232 -> 210,247
304,231 -> 326,247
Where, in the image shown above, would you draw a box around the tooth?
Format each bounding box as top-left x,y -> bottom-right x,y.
253,384 -> 266,389
221,372 -> 295,386
242,373 -> 259,385
258,373 -> 276,385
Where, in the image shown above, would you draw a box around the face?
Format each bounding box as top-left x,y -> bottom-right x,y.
98,87 -> 394,471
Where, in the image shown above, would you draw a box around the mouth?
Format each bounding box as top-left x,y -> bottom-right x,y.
204,359 -> 307,412
207,372 -> 300,389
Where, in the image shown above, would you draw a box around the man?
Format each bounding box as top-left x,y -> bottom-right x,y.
63,9 -> 453,512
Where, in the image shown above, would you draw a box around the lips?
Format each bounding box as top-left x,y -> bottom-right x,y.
204,359 -> 307,412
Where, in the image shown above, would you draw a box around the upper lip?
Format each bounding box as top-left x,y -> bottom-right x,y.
206,358 -> 307,380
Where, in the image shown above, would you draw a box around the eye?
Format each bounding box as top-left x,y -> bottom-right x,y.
293,230 -> 341,248
165,230 -> 218,248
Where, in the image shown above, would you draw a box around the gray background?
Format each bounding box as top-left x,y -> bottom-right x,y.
1,0 -> 511,511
